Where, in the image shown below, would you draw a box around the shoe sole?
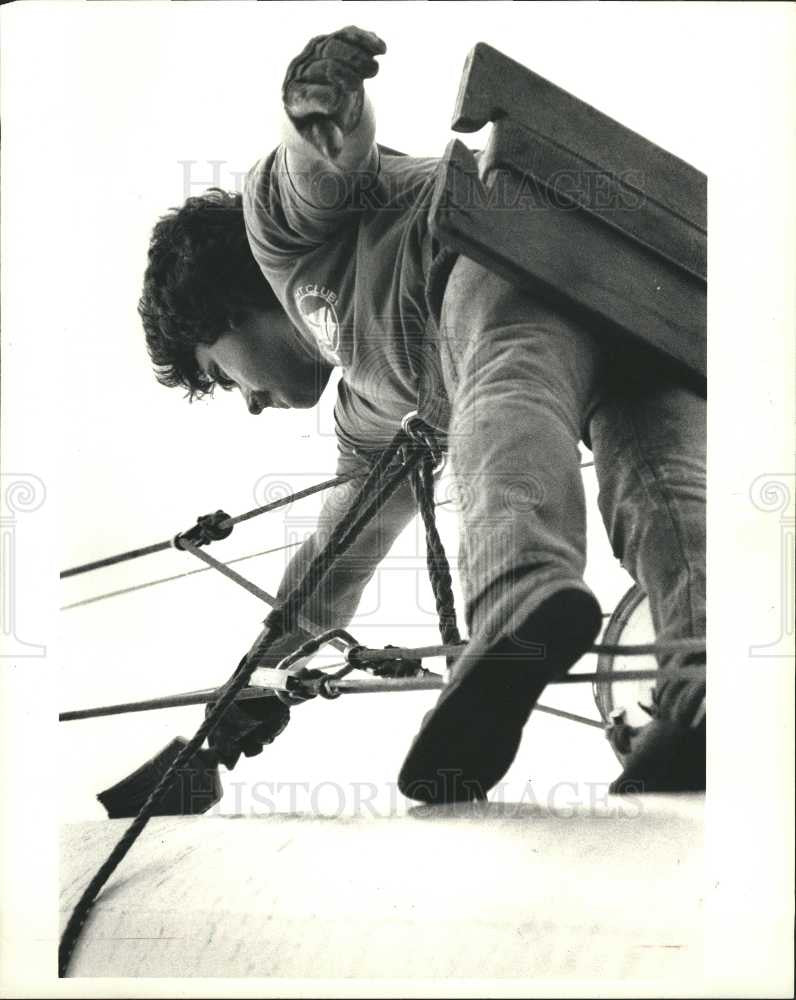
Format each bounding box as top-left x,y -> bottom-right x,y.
398,587 -> 602,804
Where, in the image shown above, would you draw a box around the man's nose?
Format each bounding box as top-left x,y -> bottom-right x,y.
243,390 -> 263,415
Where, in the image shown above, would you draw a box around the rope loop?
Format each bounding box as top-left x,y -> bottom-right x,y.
173,510 -> 233,551
400,410 -> 445,474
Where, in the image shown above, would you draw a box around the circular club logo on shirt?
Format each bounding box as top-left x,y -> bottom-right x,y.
294,284 -> 341,365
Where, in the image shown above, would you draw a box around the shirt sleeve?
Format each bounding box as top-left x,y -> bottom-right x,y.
243,144 -> 381,272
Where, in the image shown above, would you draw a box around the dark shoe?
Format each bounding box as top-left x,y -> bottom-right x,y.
398,587 -> 602,804
610,674 -> 706,793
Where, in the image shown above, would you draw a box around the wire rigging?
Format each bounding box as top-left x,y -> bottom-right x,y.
59,473 -> 356,580
60,541 -> 304,611
58,468 -> 591,612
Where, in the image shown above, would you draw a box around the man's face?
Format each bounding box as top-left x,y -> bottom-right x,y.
195,309 -> 331,413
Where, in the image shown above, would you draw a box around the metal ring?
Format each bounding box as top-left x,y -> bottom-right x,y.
343,644 -> 365,667
400,410 -> 419,434
319,676 -> 342,700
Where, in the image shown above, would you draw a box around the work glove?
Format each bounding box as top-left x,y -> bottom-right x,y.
206,655 -> 292,770
97,737 -> 223,818
282,26 -> 386,160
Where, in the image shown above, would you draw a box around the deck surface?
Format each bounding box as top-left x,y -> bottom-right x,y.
61,796 -> 704,982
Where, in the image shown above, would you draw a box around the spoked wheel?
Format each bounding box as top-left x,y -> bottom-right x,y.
593,585 -> 658,764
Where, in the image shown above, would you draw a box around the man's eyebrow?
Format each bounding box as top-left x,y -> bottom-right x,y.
207,362 -> 235,388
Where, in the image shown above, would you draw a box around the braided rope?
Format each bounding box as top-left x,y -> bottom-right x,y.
410,451 -> 462,648
58,430 -> 414,977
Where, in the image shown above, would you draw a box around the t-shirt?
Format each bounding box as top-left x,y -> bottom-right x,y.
243,145 -> 450,453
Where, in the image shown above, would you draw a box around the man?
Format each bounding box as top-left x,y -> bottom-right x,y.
140,27 -> 706,802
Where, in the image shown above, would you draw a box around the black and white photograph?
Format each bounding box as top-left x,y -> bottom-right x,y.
0,1 -> 793,995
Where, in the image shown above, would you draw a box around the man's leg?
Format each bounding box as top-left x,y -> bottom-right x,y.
589,372 -> 706,791
399,257 -> 604,803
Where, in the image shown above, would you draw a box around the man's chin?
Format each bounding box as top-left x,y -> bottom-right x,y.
288,392 -> 320,410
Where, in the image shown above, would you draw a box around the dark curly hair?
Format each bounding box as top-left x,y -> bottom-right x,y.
138,188 -> 279,399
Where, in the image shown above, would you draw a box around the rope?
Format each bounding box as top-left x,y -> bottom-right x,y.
410,449 -> 462,649
59,474 -> 355,579
58,429 -> 416,977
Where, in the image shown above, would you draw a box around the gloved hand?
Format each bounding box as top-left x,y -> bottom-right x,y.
206,656 -> 291,770
282,26 -> 386,161
371,645 -> 423,678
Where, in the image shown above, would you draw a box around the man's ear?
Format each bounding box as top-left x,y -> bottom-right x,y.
230,306 -> 257,330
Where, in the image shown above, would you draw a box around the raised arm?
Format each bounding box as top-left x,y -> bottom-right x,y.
273,446 -> 418,633
280,26 -> 386,208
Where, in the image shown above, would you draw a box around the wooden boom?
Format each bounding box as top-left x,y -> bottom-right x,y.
431,43 -> 707,380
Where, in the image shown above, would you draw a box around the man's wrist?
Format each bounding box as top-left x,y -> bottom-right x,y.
281,95 -> 378,206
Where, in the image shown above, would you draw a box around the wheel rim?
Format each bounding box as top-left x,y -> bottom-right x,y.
593,584 -> 657,762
